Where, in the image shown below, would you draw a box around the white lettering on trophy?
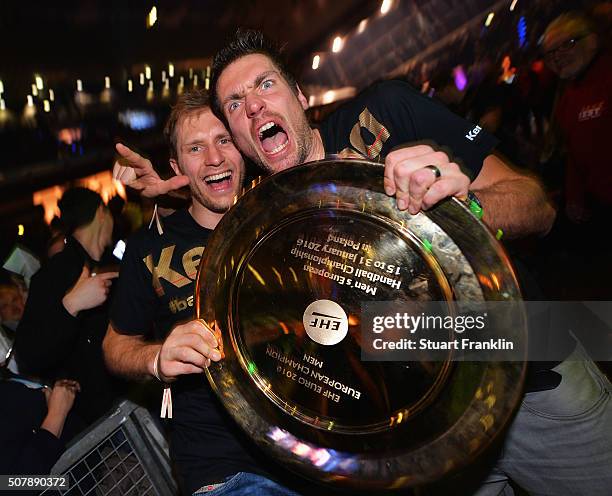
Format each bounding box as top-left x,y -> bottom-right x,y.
303,353 -> 323,369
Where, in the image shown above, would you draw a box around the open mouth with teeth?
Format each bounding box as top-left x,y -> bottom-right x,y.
258,121 -> 289,155
204,170 -> 233,191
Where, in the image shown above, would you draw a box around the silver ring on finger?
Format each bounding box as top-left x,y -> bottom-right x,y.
424,164 -> 442,179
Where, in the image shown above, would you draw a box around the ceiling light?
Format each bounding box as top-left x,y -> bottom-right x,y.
381,0 -> 392,15
332,36 -> 343,53
485,12 -> 495,27
147,6 -> 157,28
312,55 -> 320,70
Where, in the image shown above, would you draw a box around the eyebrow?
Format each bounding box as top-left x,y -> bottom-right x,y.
181,131 -> 230,147
223,70 -> 278,106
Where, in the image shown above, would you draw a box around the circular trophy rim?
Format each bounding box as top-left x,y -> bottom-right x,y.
196,158 -> 527,490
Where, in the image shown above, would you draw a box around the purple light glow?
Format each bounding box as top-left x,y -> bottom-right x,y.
453,65 -> 468,91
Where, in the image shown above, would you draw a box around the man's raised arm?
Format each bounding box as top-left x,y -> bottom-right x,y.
385,146 -> 555,238
470,152 -> 556,238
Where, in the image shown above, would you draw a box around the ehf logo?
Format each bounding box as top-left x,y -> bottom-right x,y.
303,300 -> 348,346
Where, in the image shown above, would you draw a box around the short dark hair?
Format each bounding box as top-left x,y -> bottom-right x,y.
210,29 -> 298,121
164,88 -> 211,160
58,187 -> 102,234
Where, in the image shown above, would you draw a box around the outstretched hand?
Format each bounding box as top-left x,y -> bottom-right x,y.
113,143 -> 190,198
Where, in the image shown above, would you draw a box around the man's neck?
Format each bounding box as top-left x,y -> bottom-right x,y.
73,228 -> 103,262
189,203 -> 224,230
305,128 -> 326,163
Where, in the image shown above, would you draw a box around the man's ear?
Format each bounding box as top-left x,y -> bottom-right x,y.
296,84 -> 309,110
169,158 -> 182,176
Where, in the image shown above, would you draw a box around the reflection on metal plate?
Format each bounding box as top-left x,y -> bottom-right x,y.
196,159 -> 526,490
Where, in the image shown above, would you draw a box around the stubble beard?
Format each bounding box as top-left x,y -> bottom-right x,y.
191,183 -> 232,214
255,111 -> 314,174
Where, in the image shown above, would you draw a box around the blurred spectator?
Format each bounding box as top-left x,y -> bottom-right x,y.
0,279 -> 26,371
542,11 -> 612,222
540,10 -> 612,299
13,187 -> 123,433
0,378 -> 80,480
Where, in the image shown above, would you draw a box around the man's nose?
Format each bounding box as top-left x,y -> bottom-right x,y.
205,145 -> 224,167
246,93 -> 265,118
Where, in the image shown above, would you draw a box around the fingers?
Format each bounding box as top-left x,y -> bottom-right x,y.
91,271 -> 118,296
159,175 -> 191,195
140,174 -> 190,197
193,319 -> 218,348
115,142 -> 146,163
55,379 -> 81,393
113,143 -> 153,189
384,145 -> 435,196
384,145 -> 470,214
422,171 -> 470,210
97,271 -> 119,280
159,320 -> 223,380
113,162 -> 137,185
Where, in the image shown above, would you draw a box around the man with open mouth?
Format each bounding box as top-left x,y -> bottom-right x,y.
209,30 -> 555,238
208,29 -> 609,496
104,90 -> 308,496
112,29 -> 611,496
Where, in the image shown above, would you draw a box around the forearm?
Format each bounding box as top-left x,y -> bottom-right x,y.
102,324 -> 160,381
474,177 -> 556,238
40,409 -> 68,439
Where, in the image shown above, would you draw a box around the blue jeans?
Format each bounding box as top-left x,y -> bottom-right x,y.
475,341 -> 612,495
193,472 -> 302,496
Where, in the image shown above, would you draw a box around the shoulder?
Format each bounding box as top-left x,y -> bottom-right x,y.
124,210 -> 188,246
358,80 -> 424,110
322,80 -> 423,135
123,209 -> 210,261
39,242 -> 83,276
